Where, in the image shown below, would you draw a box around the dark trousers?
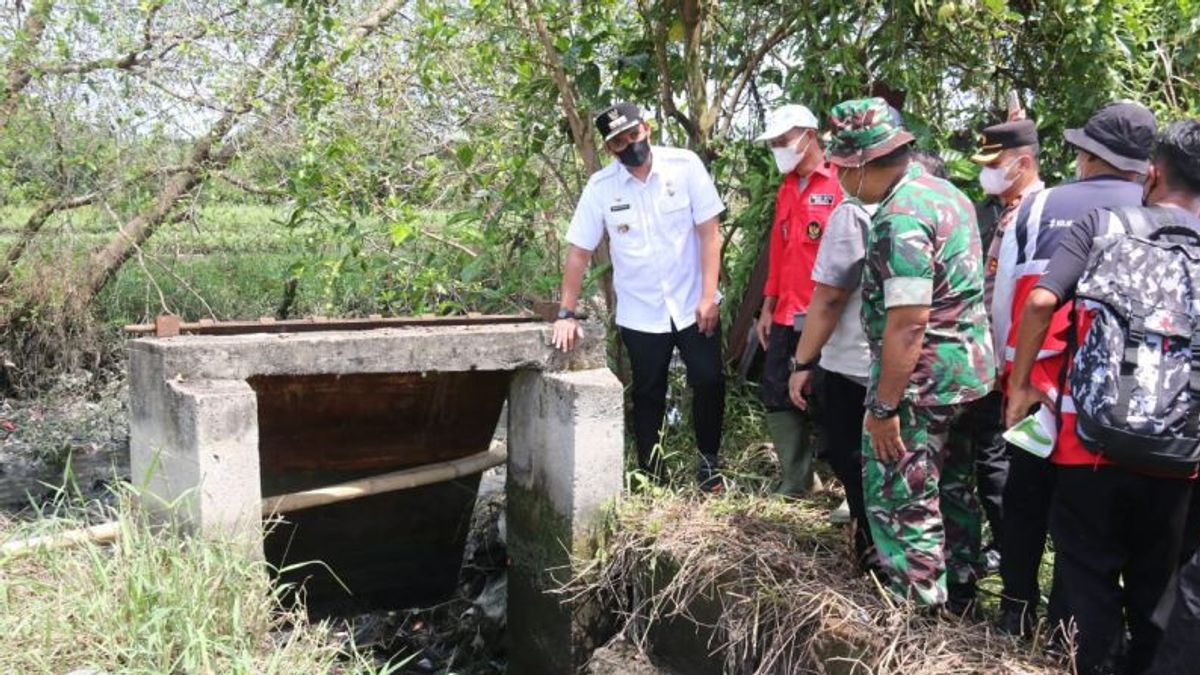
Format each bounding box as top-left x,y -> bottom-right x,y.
760,322 -> 800,411
962,391 -> 1008,543
1148,548 -> 1200,675
1179,485 -> 1200,564
1050,466 -> 1192,675
620,322 -> 724,477
1000,447 -> 1056,615
814,369 -> 873,566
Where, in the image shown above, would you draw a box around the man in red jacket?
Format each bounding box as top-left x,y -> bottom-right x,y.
754,104 -> 843,497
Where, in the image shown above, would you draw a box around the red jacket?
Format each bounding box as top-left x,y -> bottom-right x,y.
763,163 -> 843,325
997,179 -> 1142,466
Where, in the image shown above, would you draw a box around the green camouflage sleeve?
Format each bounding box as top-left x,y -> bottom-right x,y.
876,213 -> 934,308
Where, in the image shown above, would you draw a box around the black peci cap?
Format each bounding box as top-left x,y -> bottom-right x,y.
1064,102 -> 1158,174
971,120 -> 1039,164
595,102 -> 644,142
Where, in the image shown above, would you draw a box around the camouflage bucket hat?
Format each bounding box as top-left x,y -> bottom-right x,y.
826,97 -> 915,168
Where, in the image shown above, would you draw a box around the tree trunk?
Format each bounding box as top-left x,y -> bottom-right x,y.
79,38 -> 287,302
680,0 -> 710,155
525,0 -> 616,316
79,0 -> 409,305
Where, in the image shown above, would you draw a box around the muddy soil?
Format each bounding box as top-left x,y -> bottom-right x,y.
0,371 -> 129,514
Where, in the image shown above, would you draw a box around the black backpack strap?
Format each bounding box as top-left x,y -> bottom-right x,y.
1057,303 -> 1076,431
1190,332 -> 1200,437
1110,313 -> 1148,429
1108,206 -> 1150,236
1107,205 -> 1185,238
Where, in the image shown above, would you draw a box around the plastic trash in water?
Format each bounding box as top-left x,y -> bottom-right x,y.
1003,405 -> 1057,459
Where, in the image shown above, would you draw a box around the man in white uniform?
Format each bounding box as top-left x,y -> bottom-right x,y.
552,102 -> 727,491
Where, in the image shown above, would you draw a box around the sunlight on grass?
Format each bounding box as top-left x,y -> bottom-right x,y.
0,489 -> 406,675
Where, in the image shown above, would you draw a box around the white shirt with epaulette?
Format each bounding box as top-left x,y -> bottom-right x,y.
566,146 -> 725,333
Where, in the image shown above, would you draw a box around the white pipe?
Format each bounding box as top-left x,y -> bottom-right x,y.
261,444 -> 507,515
1,445 -> 508,557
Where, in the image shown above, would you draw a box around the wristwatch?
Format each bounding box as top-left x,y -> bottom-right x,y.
556,307 -> 577,321
867,399 -> 900,420
788,355 -> 819,373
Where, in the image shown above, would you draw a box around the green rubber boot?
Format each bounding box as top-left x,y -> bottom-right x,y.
765,410 -> 813,498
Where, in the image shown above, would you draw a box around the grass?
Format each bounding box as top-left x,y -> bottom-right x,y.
651,373 -> 1061,624
0,201 -> 563,331
570,492 -> 1069,675
0,488 -> 406,674
0,200 -> 564,395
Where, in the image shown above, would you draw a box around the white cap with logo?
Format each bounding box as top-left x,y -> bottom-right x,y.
755,104 -> 819,143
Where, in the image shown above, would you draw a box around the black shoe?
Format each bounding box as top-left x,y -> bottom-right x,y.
697,456 -> 725,495
997,604 -> 1036,638
946,582 -> 980,621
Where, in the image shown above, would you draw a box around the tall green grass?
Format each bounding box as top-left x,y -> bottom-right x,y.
0,202 -> 563,326
0,491 -> 404,674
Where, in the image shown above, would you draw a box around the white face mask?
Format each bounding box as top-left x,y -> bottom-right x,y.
979,160 -> 1019,195
771,135 -> 812,174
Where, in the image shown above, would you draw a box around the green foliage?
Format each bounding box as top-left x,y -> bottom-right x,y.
0,0 -> 1198,383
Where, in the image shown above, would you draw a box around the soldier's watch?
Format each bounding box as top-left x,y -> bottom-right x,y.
867,399 -> 900,420
788,356 -> 818,373
556,307 -> 576,321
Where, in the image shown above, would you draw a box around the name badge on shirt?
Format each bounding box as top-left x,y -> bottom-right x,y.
610,204 -> 631,212
809,194 -> 835,206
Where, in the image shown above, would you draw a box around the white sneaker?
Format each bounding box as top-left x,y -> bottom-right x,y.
829,498 -> 851,525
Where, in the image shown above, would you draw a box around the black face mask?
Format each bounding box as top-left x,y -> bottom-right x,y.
617,138 -> 651,167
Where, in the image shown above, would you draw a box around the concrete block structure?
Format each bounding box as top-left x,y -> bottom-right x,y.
128,321 -> 624,673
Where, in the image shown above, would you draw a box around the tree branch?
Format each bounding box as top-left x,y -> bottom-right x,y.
0,0 -> 54,132
214,171 -> 288,198
521,0 -> 598,174
80,33 -> 292,300
0,164 -> 190,288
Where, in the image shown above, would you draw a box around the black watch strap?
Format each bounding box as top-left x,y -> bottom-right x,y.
556,307 -> 576,320
788,356 -> 819,373
868,399 -> 900,419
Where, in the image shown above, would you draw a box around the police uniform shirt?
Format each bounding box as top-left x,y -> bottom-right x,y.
566,146 -> 726,334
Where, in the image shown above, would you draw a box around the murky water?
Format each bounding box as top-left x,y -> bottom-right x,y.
0,445 -> 128,512
0,372 -> 129,514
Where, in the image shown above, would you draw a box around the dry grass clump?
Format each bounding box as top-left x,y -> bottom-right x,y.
569,493 -> 1068,675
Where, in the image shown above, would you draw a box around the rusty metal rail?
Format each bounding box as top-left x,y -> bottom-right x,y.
124,312 -> 542,337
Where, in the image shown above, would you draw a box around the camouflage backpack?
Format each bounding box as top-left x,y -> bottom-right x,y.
1069,206 -> 1200,475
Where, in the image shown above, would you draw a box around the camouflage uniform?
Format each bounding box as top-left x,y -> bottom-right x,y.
828,98 -> 995,606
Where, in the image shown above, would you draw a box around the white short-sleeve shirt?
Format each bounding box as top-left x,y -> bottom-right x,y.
810,200 -> 875,382
566,146 -> 725,334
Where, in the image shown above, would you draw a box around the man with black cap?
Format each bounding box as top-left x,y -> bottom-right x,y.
1006,103 -> 1193,675
552,102 -> 727,491
997,102 -> 1155,639
965,117 -> 1045,576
